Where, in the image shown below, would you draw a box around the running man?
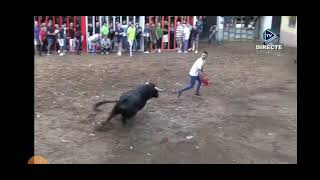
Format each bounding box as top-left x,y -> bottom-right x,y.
177,51 -> 208,98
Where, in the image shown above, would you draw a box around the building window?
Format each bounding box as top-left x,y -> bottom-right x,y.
289,16 -> 296,28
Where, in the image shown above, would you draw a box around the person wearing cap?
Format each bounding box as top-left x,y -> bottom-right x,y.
177,51 -> 208,98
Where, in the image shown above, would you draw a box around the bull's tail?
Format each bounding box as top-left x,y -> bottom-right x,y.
93,100 -> 118,112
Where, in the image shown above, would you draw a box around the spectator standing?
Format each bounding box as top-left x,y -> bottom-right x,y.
57,24 -> 66,56
187,23 -> 192,51
115,23 -> 124,56
46,21 -> 55,55
190,25 -> 199,53
156,22 -> 163,53
127,23 -> 136,57
108,27 -> 115,51
62,23 -> 68,53
75,26 -> 82,55
69,22 -> 75,53
34,21 -> 40,55
196,16 -> 204,40
122,21 -> 128,51
39,25 -> 47,56
151,23 -> 157,52
101,22 -> 109,38
169,22 -> 175,49
162,21 -> 169,49
143,22 -> 151,53
88,23 -> 93,36
95,21 -> 100,34
175,21 -> 184,53
183,23 -> 190,53
134,24 -> 142,51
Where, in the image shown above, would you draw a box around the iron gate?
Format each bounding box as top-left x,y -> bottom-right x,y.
222,16 -> 257,41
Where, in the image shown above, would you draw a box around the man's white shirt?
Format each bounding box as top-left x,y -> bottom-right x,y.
189,57 -> 205,76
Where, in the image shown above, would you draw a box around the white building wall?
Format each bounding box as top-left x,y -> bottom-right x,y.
280,16 -> 297,47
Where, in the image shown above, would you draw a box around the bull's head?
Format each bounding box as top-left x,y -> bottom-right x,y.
145,82 -> 166,98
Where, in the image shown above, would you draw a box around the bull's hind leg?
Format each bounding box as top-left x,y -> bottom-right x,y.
101,108 -> 118,126
96,112 -> 117,131
101,115 -> 113,126
121,112 -> 137,126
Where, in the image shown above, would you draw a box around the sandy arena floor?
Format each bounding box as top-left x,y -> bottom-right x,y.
34,42 -> 297,164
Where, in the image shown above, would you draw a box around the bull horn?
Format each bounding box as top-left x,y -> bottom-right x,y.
155,86 -> 166,92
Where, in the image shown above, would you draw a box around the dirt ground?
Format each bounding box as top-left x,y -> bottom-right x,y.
34,42 -> 297,164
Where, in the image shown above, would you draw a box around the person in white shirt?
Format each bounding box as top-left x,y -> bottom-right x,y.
175,21 -> 184,53
88,34 -> 101,55
100,36 -> 111,55
122,21 -> 128,51
183,23 -> 191,53
177,51 -> 208,98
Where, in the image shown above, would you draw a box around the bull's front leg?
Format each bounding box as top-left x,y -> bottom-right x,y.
121,112 -> 137,126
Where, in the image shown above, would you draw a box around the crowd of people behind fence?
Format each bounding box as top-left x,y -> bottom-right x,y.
34,16 -> 207,57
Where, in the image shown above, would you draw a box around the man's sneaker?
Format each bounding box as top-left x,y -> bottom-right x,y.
101,52 -> 104,55
184,51 -> 188,53
47,53 -> 51,56
195,51 -> 198,54
177,50 -> 182,53
144,51 -> 149,54
158,49 -> 161,53
59,53 -> 64,56
106,52 -> 109,54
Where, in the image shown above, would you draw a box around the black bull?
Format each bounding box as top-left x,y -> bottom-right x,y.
93,83 -> 166,125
